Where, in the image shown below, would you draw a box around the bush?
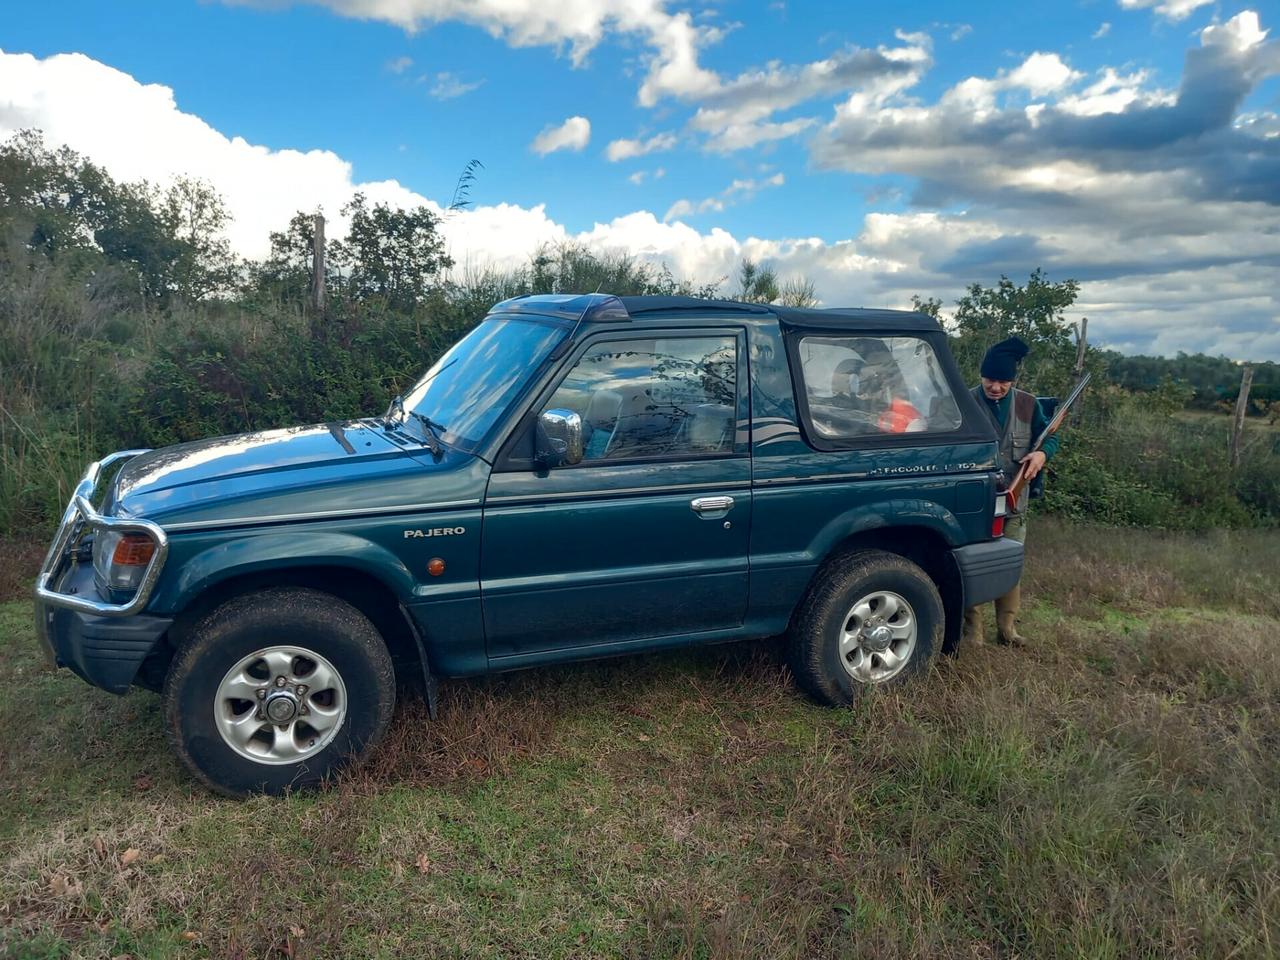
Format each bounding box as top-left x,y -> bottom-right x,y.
1040,391 -> 1274,530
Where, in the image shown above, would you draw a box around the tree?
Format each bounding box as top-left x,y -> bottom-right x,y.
911,295 -> 942,319
777,276 -> 819,308
330,193 -> 453,309
1,130 -> 238,302
734,258 -> 779,304
0,130 -> 104,265
160,177 -> 239,299
946,270 -> 1083,395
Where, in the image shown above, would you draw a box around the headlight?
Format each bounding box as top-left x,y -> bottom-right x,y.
92,530 -> 158,595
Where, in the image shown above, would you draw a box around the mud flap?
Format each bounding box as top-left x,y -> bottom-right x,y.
398,604 -> 439,719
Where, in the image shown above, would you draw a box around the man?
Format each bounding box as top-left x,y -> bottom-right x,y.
963,336 -> 1059,646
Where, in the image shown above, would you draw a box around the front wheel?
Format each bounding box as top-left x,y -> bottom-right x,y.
163,587 -> 395,797
789,549 -> 943,706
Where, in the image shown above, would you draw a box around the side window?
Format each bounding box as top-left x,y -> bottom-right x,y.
796,335 -> 962,440
544,336 -> 738,461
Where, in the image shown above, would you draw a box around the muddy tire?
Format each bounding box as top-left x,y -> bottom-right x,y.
789,548 -> 943,707
163,587 -> 395,797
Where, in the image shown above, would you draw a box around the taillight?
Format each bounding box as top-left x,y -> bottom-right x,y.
112,533 -> 156,566
993,492 -> 1007,537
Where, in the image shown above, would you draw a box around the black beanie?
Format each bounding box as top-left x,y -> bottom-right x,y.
980,336 -> 1029,380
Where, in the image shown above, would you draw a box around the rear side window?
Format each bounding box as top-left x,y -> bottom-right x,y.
795,335 -> 963,441
544,336 -> 738,461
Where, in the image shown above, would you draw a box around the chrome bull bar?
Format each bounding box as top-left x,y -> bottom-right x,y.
33,450 -> 169,618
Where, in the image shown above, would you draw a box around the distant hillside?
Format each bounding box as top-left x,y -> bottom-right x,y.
1103,351 -> 1279,412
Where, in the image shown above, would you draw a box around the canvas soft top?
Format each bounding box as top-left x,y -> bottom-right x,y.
622,296 -> 941,332
492,293 -> 942,333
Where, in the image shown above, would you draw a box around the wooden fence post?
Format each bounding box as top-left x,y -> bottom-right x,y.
310,214 -> 325,312
1074,316 -> 1088,376
1230,362 -> 1253,468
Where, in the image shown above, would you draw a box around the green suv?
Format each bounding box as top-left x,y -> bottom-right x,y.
35,294 -> 1021,795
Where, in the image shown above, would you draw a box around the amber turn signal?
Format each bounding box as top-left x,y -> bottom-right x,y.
427,558 -> 446,577
112,533 -> 156,566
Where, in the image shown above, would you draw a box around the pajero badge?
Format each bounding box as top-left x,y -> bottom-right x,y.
404,527 -> 466,538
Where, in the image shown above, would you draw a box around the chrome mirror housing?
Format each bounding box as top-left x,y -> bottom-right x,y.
535,409 -> 584,468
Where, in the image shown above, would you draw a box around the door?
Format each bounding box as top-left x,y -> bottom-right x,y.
481,329 -> 751,661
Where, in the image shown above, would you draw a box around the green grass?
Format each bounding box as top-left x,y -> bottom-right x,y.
2,519 -> 1278,958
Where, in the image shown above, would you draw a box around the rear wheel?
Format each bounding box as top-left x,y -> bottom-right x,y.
789,548 -> 942,706
164,587 -> 395,797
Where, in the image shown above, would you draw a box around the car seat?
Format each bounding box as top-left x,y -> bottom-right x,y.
605,385 -> 675,458
583,388 -> 622,460
684,403 -> 734,452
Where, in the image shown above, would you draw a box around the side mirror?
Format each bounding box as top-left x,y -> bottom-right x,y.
535,408 -> 584,468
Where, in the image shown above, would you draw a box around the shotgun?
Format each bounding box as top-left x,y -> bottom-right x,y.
1005,371 -> 1091,513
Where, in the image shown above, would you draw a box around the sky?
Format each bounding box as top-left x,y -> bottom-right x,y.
1,0 -> 1278,359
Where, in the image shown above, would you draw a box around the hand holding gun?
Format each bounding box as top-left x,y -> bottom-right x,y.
1006,372 -> 1091,513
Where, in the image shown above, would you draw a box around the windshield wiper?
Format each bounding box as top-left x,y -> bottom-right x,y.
382,356 -> 460,439
405,411 -> 447,458
383,396 -> 446,456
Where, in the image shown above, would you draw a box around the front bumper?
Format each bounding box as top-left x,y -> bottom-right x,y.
34,449 -> 172,694
952,537 -> 1025,608
36,561 -> 173,694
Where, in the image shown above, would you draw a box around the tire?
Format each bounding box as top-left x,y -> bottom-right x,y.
788,548 -> 943,707
163,587 -> 395,797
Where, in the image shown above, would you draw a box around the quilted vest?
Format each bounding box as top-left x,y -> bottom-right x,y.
972,386 -> 1035,477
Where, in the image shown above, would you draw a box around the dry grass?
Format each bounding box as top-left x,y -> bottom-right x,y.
1,520 -> 1278,958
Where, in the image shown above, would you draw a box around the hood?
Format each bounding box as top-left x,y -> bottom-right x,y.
112,420 -> 473,526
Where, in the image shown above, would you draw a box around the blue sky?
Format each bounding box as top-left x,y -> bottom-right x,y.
2,0 -> 1278,358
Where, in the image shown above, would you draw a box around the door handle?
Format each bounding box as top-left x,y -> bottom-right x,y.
691,496 -> 734,515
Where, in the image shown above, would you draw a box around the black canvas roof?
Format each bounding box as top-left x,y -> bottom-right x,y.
620,296 -> 940,332
493,294 -> 942,333
770,305 -> 941,333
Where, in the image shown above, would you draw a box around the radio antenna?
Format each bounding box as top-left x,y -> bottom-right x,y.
549,283 -> 604,360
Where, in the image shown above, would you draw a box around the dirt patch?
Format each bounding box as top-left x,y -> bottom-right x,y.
0,539 -> 43,603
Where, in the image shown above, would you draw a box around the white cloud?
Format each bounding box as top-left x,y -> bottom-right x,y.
221,0 -> 722,106
0,49 -> 430,259
662,199 -> 697,220
1093,22 -> 1112,39
386,55 -> 413,73
427,71 -> 483,99
1058,68 -> 1163,116
950,24 -> 973,41
530,115 -> 591,155
663,172 -> 785,222
686,37 -> 931,152
3,46 -> 1279,360
1118,0 -> 1213,22
1007,52 -> 1083,94
605,131 -> 677,161
223,0 -> 932,157
627,166 -> 666,185
1201,8 -> 1268,52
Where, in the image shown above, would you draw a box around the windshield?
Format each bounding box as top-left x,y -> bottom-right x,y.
399,315 -> 566,453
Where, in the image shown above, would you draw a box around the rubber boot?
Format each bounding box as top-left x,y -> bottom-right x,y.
962,605 -> 984,646
994,584 -> 1027,647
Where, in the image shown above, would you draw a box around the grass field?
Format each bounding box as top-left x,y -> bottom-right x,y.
1174,408 -> 1279,436
1,519 -> 1278,959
